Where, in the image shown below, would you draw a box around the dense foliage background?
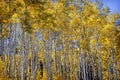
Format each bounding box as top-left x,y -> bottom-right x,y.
0,0 -> 120,80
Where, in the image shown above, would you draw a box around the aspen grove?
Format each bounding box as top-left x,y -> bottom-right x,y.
0,0 -> 120,80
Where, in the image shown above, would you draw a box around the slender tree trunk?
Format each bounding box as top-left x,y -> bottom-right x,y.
112,48 -> 117,80
22,30 -> 25,80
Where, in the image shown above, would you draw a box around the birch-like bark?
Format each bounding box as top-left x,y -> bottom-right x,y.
21,30 -> 25,80
111,48 -> 117,80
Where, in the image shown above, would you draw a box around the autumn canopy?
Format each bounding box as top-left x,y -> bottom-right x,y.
0,0 -> 120,80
